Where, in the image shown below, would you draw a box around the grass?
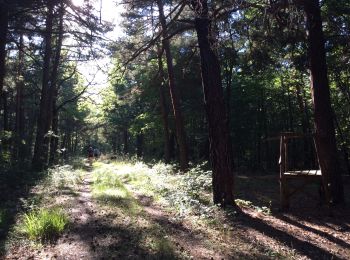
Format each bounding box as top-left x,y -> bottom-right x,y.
91,163 -> 179,258
92,164 -> 142,216
107,160 -> 219,221
21,208 -> 68,242
1,163 -> 83,248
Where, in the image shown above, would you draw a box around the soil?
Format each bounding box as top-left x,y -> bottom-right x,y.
2,164 -> 350,259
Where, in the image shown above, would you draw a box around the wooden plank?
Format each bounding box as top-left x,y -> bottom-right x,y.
283,170 -> 322,180
284,170 -> 321,176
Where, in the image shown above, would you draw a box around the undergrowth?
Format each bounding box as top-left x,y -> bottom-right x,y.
103,160 -> 221,220
21,208 -> 68,242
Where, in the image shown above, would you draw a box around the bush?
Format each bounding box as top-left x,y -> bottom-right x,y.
22,208 -> 68,242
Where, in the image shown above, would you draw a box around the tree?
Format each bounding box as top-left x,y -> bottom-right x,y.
32,0 -> 55,170
301,0 -> 344,204
191,0 -> 235,206
156,0 -> 189,170
0,2 -> 8,101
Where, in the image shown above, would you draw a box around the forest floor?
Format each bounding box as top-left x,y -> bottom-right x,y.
1,158 -> 350,259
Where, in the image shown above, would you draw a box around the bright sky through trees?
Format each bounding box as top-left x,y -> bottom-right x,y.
72,0 -> 124,102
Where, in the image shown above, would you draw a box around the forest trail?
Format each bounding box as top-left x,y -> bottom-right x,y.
4,161 -> 230,259
2,159 -> 350,259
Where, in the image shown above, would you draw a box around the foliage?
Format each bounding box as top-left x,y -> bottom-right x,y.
105,160 -> 221,220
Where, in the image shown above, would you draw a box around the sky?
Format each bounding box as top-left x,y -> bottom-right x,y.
71,0 -> 125,102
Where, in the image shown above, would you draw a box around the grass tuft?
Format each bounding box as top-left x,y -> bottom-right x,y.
22,208 -> 68,242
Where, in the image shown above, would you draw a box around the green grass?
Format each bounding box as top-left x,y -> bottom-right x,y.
21,208 -> 68,242
91,163 -> 179,258
92,165 -> 141,215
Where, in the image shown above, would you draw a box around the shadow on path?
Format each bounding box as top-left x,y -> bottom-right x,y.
0,169 -> 46,255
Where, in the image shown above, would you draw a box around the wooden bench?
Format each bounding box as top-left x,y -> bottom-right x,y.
278,132 -> 322,210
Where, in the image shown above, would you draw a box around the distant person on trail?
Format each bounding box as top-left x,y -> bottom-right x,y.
88,146 -> 94,165
93,148 -> 100,159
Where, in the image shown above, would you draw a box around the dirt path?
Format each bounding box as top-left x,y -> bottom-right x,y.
3,162 -> 350,259
4,165 -> 228,259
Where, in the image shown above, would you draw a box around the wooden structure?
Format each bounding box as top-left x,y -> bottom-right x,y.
278,132 -> 322,210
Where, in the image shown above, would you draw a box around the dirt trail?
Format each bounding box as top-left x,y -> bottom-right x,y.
5,162 -> 349,259
5,166 -> 226,259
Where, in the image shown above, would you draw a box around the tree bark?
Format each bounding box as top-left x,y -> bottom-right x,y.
32,1 -> 55,170
49,1 -> 64,165
157,0 -> 188,170
0,3 -> 8,100
157,46 -> 171,163
13,33 -> 26,162
0,4 -> 8,160
192,0 -> 235,206
303,0 -> 344,204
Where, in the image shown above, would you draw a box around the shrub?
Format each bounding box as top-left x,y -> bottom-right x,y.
22,208 -> 68,242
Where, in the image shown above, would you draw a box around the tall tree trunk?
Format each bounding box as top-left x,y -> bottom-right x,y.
13,33 -> 26,163
0,4 -> 8,161
32,1 -> 55,170
49,1 -> 64,165
156,0 -> 188,170
157,46 -> 171,163
0,3 -> 8,100
192,0 -> 235,206
303,0 -> 344,204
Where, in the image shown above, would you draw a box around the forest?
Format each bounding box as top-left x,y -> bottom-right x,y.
0,0 -> 349,259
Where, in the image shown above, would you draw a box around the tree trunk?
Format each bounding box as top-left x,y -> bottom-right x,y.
156,0 -> 188,170
303,0 -> 344,204
157,46 -> 171,163
32,1 -> 55,170
192,0 -> 235,206
13,33 -> 26,163
0,3 -> 8,100
49,1 -> 64,165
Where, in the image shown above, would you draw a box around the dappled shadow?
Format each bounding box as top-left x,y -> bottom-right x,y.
135,194 -> 154,206
58,186 -> 79,197
95,194 -> 135,210
0,169 -> 47,255
233,212 -> 338,259
55,209 -> 179,259
277,214 -> 350,249
233,173 -> 350,259
236,175 -> 281,210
